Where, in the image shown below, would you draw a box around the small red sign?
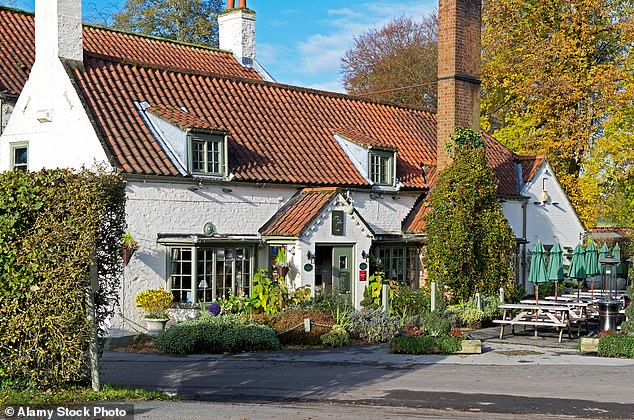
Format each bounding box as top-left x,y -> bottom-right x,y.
359,270 -> 367,281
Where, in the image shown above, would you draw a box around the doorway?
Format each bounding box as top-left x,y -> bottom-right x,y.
315,245 -> 354,303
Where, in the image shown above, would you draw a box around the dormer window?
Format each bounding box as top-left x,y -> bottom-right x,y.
369,150 -> 395,186
190,132 -> 227,176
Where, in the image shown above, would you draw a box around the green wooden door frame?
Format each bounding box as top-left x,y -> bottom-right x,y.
332,246 -> 354,303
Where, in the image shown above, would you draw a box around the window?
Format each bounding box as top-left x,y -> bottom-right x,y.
11,142 -> 28,171
369,151 -> 394,186
168,245 -> 253,303
375,246 -> 420,287
190,133 -> 226,176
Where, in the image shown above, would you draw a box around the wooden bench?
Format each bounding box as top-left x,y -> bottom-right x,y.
494,304 -> 572,342
520,299 -> 589,335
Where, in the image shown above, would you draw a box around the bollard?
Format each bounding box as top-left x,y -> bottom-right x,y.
499,287 -> 505,304
431,282 -> 437,312
382,282 -> 390,313
304,318 -> 311,332
476,293 -> 482,310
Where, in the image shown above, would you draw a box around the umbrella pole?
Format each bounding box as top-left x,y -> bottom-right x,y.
555,282 -> 558,302
577,280 -> 581,299
591,276 -> 594,298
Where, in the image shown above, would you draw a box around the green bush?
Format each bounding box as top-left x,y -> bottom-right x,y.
403,310 -> 453,337
311,290 -> 352,318
390,335 -> 463,354
253,309 -> 335,345
0,169 -> 125,388
390,285 -> 430,318
348,309 -> 401,343
460,307 -> 486,329
598,335 -> 634,358
154,315 -> 280,354
320,326 -> 350,347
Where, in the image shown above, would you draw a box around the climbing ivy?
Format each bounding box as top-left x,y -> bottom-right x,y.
425,129 -> 516,302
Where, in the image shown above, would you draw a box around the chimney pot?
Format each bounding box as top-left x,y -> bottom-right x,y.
226,0 -> 235,9
238,0 -> 247,7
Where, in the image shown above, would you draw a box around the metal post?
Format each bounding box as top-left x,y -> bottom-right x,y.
431,281 -> 437,312
382,282 -> 389,313
499,288 -> 505,304
87,263 -> 100,392
476,293 -> 482,310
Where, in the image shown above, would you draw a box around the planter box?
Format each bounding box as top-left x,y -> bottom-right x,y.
579,337 -> 599,354
453,339 -> 481,354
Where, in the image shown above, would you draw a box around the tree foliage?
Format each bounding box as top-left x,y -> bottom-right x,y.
482,0 -> 634,225
112,0 -> 223,47
341,15 -> 438,108
424,129 -> 516,302
0,169 -> 125,388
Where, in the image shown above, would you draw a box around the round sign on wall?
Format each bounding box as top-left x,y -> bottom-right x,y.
359,262 -> 368,270
304,263 -> 314,272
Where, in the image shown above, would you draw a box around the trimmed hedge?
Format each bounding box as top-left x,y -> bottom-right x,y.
0,169 -> 125,388
598,335 -> 634,358
390,335 -> 464,354
154,315 -> 281,354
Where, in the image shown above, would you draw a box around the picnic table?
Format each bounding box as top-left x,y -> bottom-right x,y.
494,303 -> 572,342
520,299 -> 589,335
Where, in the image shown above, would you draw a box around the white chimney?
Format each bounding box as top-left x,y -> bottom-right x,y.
218,0 -> 256,66
35,0 -> 83,67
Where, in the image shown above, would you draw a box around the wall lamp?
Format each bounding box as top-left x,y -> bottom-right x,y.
361,250 -> 370,261
307,250 -> 315,264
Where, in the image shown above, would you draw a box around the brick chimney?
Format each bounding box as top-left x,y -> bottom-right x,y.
35,0 -> 83,67
436,0 -> 482,171
218,0 -> 256,67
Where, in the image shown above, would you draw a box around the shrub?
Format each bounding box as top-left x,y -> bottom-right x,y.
349,309 -> 401,343
597,335 -> 634,358
390,285 -> 430,318
403,310 -> 453,337
320,326 -> 350,347
154,315 -> 280,354
360,272 -> 385,309
0,168 -> 125,388
459,307 -> 486,329
311,290 -> 352,318
217,293 -> 252,315
390,335 -> 463,354
135,288 -> 173,319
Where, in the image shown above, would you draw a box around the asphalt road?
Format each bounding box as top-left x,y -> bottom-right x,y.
102,343 -> 634,419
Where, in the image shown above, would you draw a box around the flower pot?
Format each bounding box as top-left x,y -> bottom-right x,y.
122,246 -> 134,266
145,318 -> 168,336
275,266 -> 289,279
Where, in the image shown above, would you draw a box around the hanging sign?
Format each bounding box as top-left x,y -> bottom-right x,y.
359,270 -> 367,281
304,263 -> 314,272
332,210 -> 344,236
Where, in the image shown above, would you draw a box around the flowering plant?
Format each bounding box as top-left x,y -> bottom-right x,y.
207,302 -> 221,316
135,288 -> 173,319
122,232 -> 139,252
273,247 -> 290,268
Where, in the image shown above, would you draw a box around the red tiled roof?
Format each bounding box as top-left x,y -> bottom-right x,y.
0,7 -> 261,96
518,155 -> 546,184
259,188 -> 339,236
335,127 -> 398,151
147,105 -> 226,131
402,195 -> 430,234
71,55 -> 439,184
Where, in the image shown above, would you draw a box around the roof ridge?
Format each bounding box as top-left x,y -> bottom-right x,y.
0,6 -> 235,57
302,187 -> 339,193
83,53 -> 438,116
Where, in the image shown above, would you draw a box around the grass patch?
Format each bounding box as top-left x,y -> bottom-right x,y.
0,384 -> 179,406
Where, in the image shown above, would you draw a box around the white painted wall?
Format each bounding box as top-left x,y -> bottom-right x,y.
218,9 -> 256,65
501,199 -> 525,239
522,162 -> 585,250
350,190 -> 418,235
1,98 -> 15,134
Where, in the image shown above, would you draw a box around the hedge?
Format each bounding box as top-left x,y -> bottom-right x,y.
598,335 -> 634,358
0,169 -> 125,388
390,335 -> 464,354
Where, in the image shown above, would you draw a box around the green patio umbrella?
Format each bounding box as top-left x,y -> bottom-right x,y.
597,243 -> 610,295
547,243 -> 564,301
529,241 -> 548,306
585,242 -> 601,296
568,244 -> 586,298
613,243 -> 625,277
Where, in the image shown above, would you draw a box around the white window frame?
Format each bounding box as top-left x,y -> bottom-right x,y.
10,141 -> 28,171
369,150 -> 396,186
167,244 -> 254,304
188,132 -> 228,177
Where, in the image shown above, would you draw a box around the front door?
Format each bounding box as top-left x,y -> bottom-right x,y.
332,246 -> 353,303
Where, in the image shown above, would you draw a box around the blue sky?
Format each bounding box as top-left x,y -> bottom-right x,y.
8,0 -> 436,92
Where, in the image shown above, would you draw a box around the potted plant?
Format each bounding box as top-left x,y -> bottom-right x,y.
122,232 -> 139,266
135,288 -> 173,336
273,247 -> 290,280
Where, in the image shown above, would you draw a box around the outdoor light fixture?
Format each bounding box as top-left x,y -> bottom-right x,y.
306,250 -> 315,264
361,250 -> 369,261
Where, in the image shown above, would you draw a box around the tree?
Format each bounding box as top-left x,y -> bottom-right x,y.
424,129 -> 517,302
341,15 -> 438,109
112,0 -> 223,47
481,0 -> 634,225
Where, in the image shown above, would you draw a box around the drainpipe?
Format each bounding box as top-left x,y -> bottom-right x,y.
521,198 -> 528,288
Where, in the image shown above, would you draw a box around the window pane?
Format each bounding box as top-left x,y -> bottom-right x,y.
170,247 -> 193,303
13,147 -> 27,171
192,141 -> 205,172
